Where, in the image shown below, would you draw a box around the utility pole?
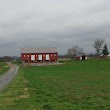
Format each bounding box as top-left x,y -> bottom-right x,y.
65,53 -> 67,63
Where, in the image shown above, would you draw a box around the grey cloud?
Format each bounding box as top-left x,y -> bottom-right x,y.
0,0 -> 110,56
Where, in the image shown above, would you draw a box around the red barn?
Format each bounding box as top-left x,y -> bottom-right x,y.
21,47 -> 58,64
75,54 -> 87,60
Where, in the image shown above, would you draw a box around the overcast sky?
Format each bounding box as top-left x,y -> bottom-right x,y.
0,0 -> 110,56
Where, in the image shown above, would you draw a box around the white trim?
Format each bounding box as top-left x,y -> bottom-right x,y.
31,55 -> 35,61
46,54 -> 49,60
38,55 -> 42,60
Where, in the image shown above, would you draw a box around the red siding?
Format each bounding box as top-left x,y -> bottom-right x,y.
21,53 -> 58,63
42,54 -> 46,61
35,54 -> 38,60
75,57 -> 80,60
21,54 -> 30,61
50,53 -> 57,61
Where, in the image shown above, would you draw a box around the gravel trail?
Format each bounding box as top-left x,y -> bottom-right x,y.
0,62 -> 19,91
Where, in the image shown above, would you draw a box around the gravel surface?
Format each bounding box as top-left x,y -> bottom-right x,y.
0,62 -> 19,91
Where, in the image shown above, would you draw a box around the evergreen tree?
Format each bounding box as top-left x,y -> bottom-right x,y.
102,44 -> 109,55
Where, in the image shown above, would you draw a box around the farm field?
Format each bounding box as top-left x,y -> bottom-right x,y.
0,59 -> 110,110
0,62 -> 9,75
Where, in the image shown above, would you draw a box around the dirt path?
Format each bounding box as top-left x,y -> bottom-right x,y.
0,62 -> 19,91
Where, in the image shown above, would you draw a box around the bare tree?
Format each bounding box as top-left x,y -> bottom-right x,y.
67,49 -> 73,58
67,45 -> 83,59
93,39 -> 104,56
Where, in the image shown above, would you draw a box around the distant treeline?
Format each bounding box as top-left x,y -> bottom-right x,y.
58,54 -> 97,59
0,56 -> 20,62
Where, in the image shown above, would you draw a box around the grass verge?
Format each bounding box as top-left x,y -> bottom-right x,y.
0,62 -> 9,75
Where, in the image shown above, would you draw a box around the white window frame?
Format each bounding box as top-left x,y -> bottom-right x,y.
80,57 -> 82,60
31,55 -> 35,61
46,54 -> 49,60
38,55 -> 42,60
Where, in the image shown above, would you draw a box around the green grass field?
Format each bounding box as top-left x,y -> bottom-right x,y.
0,59 -> 110,110
0,62 -> 9,75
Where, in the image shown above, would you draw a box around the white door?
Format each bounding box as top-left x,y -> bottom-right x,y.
46,54 -> 49,60
38,55 -> 42,60
31,55 -> 35,61
80,57 -> 82,60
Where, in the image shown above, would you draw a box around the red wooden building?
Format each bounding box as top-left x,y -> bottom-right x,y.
75,54 -> 87,60
21,47 -> 58,63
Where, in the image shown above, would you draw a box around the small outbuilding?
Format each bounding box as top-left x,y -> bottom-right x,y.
107,54 -> 110,59
21,47 -> 58,64
100,54 -> 107,58
75,54 -> 87,60
107,54 -> 110,57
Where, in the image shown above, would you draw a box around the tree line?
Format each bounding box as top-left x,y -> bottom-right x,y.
0,56 -> 20,62
67,39 -> 109,59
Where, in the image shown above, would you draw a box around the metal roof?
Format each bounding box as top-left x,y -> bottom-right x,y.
21,47 -> 58,53
107,54 -> 110,56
